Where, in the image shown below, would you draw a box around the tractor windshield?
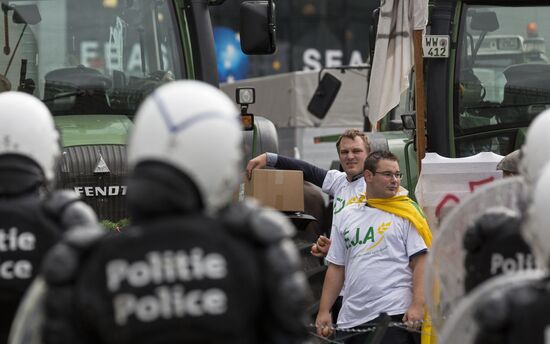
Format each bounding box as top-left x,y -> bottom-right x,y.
455,5 -> 550,156
0,0 -> 184,116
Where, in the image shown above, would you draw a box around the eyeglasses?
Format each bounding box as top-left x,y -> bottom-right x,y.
374,171 -> 403,179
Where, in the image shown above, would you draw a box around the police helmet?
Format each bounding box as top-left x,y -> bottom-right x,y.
0,92 -> 60,184
523,162 -> 550,268
127,81 -> 242,213
521,109 -> 550,185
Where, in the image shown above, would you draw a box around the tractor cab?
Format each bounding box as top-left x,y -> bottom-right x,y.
0,0 -> 274,224
453,7 -> 550,157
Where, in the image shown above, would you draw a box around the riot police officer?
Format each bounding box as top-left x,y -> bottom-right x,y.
10,81 -> 311,344
438,109 -> 550,343
0,92 -> 97,344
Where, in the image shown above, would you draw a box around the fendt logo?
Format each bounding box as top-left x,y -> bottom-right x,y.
74,186 -> 127,197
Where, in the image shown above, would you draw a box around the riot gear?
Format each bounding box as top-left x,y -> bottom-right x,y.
10,81 -> 311,344
0,92 -> 60,187
521,108 -> 550,185
436,143 -> 550,344
463,206 -> 534,292
523,162 -> 550,269
0,92 -> 97,344
127,81 -> 242,213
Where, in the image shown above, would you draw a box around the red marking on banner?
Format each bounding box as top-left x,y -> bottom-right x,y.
435,194 -> 460,218
468,176 -> 495,192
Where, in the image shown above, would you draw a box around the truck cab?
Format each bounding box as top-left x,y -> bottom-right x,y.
372,1 -> 550,192
302,1 -> 550,194
426,1 -> 550,159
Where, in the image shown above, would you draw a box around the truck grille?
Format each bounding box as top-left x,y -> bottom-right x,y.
57,145 -> 128,221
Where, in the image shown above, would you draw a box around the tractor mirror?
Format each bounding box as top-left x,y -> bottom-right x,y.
12,5 -> 41,25
471,11 -> 499,32
401,112 -> 416,130
240,1 -> 276,55
307,73 -> 342,119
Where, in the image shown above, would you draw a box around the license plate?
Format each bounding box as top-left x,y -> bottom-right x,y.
423,35 -> 450,58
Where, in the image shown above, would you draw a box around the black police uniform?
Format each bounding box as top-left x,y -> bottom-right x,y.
0,156 -> 97,344
474,278 -> 550,344
463,207 -> 534,292
40,163 -> 311,344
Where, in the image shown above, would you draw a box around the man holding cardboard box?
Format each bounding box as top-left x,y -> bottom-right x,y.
247,128 -> 370,325
316,151 -> 431,344
246,129 -> 371,252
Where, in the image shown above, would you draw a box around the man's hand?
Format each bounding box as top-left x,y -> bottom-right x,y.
315,311 -> 333,337
311,235 -> 331,257
402,302 -> 424,329
405,252 -> 426,329
245,153 -> 267,179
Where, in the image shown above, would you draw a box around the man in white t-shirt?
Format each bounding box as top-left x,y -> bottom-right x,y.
316,151 -> 428,344
246,128 -> 370,249
246,129 -> 369,323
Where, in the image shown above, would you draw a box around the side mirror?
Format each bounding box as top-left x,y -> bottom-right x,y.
12,5 -> 41,25
401,112 -> 416,130
307,73 -> 342,119
240,1 -> 276,55
471,11 -> 499,32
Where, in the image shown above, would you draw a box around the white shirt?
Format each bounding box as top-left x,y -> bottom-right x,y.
326,203 -> 427,328
322,170 -> 366,225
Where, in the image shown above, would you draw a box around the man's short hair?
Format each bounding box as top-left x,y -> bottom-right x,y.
335,129 -> 371,153
364,151 -> 399,173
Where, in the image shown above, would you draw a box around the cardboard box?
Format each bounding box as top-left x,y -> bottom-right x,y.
244,169 -> 304,212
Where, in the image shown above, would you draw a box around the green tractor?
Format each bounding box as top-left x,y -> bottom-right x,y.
0,0 -> 327,321
423,1 -> 550,161
0,0 -> 275,224
309,0 -> 550,193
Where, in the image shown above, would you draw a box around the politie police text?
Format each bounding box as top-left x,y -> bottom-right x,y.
106,248 -> 228,325
0,227 -> 35,279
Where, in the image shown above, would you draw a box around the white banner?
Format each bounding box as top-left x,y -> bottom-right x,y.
415,152 -> 504,231
367,0 -> 428,129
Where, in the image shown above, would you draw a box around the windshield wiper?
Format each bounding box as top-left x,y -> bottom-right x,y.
42,89 -> 87,103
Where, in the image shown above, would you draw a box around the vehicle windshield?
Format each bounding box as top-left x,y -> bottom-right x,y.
455,5 -> 550,155
0,0 -> 184,115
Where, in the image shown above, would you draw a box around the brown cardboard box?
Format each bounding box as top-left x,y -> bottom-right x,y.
244,169 -> 304,212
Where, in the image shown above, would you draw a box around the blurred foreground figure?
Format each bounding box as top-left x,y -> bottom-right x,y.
0,92 -> 97,344
10,81 -> 311,344
438,109 -> 550,344
496,149 -> 521,177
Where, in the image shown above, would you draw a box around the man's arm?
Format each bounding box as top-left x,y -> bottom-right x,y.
246,153 -> 328,188
403,252 -> 427,328
315,263 -> 344,337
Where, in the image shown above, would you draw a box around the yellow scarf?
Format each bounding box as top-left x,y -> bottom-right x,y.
366,195 -> 432,247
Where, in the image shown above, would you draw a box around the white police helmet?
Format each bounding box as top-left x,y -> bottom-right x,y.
0,91 -> 60,183
521,109 -> 550,185
523,161 -> 550,269
127,80 -> 242,212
